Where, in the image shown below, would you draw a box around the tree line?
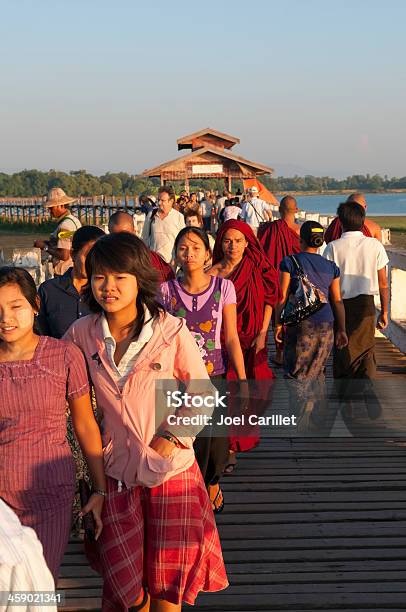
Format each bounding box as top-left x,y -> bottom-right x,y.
1,169 -> 406,197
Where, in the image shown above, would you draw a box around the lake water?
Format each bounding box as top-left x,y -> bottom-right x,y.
294,193 -> 406,216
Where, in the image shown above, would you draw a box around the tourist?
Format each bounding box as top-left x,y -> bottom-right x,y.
216,190 -> 230,218
0,267 -> 105,582
64,233 -> 228,611
258,196 -> 301,365
37,225 -> 105,338
219,198 -> 242,225
325,193 -> 382,243
323,202 -> 389,402
160,226 -> 247,512
210,220 -> 278,470
274,222 -> 348,431
109,210 -> 174,282
34,187 -> 82,276
199,191 -> 214,231
241,186 -> 272,235
141,186 -> 185,264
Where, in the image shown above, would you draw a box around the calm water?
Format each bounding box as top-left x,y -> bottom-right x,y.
295,193 -> 406,216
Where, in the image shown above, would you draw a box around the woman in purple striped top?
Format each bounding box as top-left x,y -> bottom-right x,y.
0,267 -> 106,582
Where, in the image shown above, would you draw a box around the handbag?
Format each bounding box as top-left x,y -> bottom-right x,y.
280,255 -> 328,326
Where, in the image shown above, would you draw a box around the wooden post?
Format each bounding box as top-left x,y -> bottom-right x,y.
228,175 -> 232,192
184,175 -> 190,193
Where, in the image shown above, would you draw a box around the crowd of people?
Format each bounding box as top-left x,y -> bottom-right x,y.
0,184 -> 389,610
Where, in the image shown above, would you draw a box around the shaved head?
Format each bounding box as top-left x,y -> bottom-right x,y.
347,193 -> 367,209
279,196 -> 298,215
108,211 -> 135,234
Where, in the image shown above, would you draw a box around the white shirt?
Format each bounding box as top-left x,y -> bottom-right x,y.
101,310 -> 155,389
241,197 -> 271,228
0,500 -> 56,612
141,208 -> 185,263
223,206 -> 242,222
323,231 -> 389,299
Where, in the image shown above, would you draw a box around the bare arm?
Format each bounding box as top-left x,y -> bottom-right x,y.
69,393 -> 106,539
223,303 -> 247,379
274,271 -> 291,344
377,266 -> 389,329
329,277 -> 348,348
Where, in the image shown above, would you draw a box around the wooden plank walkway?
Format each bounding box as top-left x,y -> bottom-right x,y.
59,335 -> 406,611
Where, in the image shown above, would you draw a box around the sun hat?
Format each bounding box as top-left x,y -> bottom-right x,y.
43,187 -> 77,208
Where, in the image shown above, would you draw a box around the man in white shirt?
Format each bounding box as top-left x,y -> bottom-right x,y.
324,201 -> 389,392
141,186 -> 185,264
241,186 -> 272,235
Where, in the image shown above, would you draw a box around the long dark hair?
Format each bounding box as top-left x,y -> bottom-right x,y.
83,233 -> 165,338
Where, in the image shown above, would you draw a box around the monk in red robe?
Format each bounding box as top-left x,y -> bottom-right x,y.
258,196 -> 301,364
325,193 -> 382,243
211,220 -> 278,455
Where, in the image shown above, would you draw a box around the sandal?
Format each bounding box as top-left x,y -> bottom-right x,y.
209,484 -> 225,514
129,587 -> 148,611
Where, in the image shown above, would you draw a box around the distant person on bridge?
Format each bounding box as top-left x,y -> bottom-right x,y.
241,186 -> 272,235
34,188 -> 82,276
258,196 -> 301,365
109,210 -> 175,282
141,186 -> 185,265
324,193 -> 382,243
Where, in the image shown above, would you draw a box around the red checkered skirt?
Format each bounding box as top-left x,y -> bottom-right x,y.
94,460 -> 228,610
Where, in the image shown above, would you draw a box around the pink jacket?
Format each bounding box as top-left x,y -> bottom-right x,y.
64,312 -> 213,488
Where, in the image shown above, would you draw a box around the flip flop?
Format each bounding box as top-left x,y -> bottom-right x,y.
209,485 -> 225,514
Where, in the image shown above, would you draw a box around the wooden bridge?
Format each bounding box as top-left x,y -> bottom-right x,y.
59,333 -> 406,612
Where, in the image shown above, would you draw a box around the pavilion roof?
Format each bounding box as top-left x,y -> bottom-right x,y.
142,145 -> 273,177
177,127 -> 240,150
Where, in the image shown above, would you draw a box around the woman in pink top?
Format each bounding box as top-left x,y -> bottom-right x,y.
0,267 -> 106,582
64,233 -> 228,612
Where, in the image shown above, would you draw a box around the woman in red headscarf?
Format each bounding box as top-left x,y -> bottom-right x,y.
210,220 -> 279,463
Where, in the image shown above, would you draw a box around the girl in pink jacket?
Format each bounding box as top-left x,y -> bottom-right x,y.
64,233 -> 228,612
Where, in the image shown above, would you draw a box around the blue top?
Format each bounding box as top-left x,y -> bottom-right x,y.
280,252 -> 340,323
37,268 -> 91,338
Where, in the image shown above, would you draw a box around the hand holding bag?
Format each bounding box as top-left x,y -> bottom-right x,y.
280,255 -> 328,326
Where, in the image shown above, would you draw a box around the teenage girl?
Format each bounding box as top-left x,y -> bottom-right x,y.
160,226 -> 248,512
64,232 -> 228,612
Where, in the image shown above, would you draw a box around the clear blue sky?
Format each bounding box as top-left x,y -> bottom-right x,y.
1,0 -> 406,177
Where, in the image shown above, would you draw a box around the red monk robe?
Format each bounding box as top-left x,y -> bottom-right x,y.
213,220 -> 278,452
258,218 -> 301,268
150,250 -> 175,282
324,217 -> 372,243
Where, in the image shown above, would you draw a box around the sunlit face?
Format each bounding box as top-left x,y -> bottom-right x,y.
72,240 -> 97,280
190,194 -> 197,204
176,233 -> 209,271
0,283 -> 37,343
158,192 -> 174,215
185,215 -> 201,228
49,205 -> 67,219
222,229 -> 248,261
91,271 -> 138,315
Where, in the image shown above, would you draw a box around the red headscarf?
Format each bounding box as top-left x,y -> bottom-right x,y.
213,220 -> 278,349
